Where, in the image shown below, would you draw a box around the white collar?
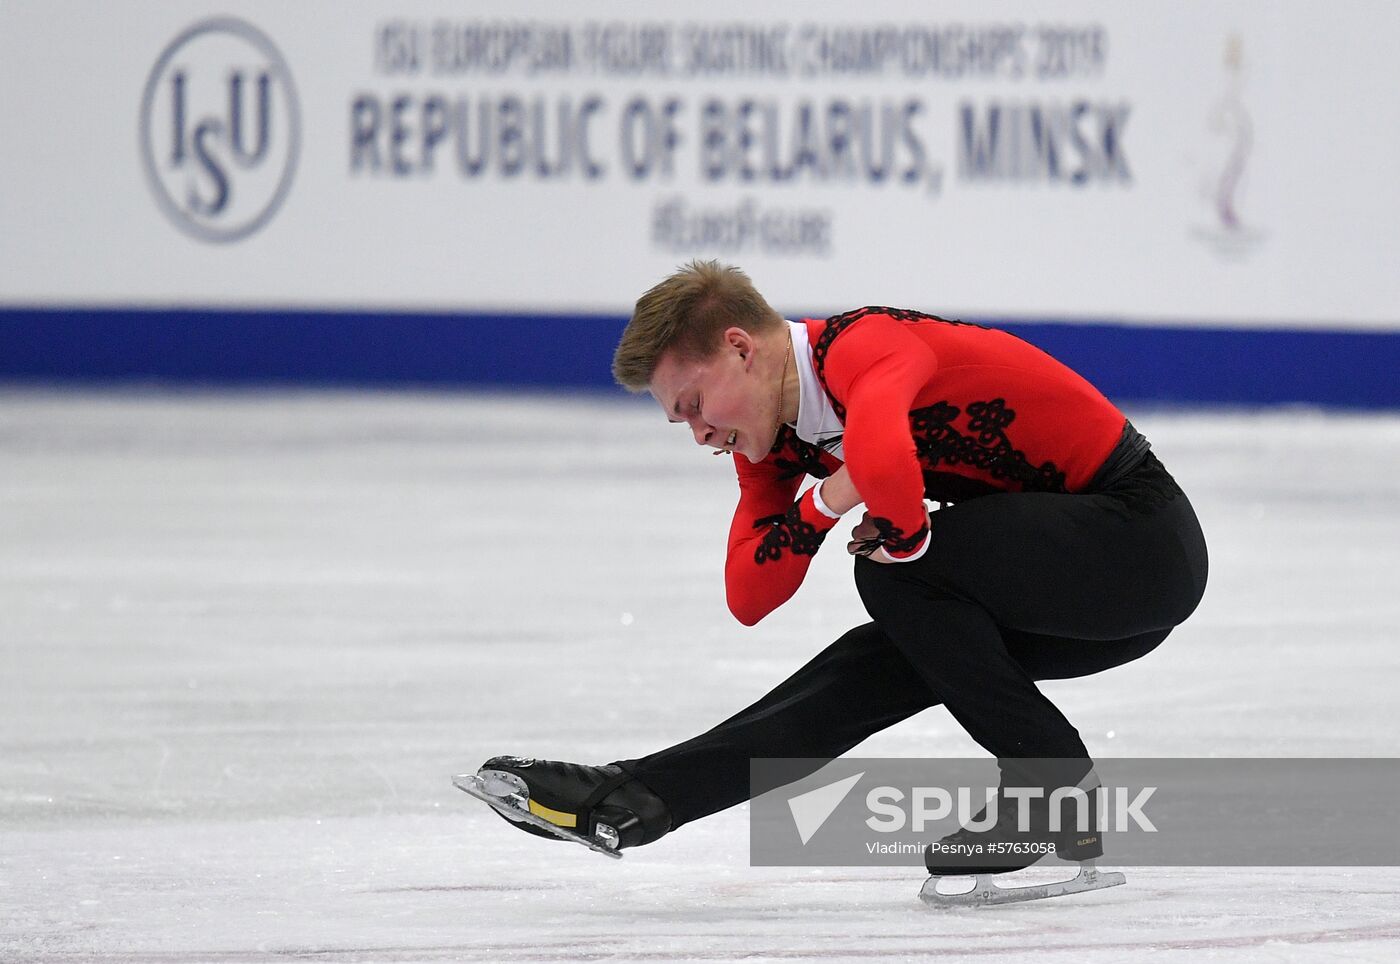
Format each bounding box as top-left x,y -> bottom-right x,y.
786,320 -> 846,461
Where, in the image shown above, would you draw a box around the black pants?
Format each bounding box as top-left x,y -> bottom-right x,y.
621,453 -> 1208,829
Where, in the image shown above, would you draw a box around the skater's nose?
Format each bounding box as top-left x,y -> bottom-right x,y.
692,421 -> 714,447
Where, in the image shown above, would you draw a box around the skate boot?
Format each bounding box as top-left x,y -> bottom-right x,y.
921,776 -> 1125,906
454,756 -> 672,859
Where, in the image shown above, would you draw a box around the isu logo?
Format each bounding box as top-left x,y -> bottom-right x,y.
140,18 -> 300,242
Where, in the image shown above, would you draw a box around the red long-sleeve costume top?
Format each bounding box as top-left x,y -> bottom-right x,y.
726,307 -> 1148,626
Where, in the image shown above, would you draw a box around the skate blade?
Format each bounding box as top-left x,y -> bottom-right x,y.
451,773 -> 624,860
920,861 -> 1125,907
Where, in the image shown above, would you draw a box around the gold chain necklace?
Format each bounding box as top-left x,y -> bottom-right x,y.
775,335 -> 792,437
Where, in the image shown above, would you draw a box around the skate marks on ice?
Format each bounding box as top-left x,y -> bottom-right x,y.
13,822 -> 1390,964
443,807 -> 1400,962
356,866 -> 1400,962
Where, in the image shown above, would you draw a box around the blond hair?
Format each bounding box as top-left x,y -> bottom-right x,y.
612,260 -> 783,391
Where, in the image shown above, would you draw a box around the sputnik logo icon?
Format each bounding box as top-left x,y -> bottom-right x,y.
787,772 -> 864,845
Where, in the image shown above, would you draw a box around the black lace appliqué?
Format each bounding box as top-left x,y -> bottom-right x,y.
769,425 -> 833,481
812,307 -> 985,420
753,502 -> 828,564
864,515 -> 929,557
911,398 -> 1067,493
805,307 -> 1067,497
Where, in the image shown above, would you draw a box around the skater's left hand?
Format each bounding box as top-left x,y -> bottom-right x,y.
847,512 -> 895,562
847,510 -> 934,563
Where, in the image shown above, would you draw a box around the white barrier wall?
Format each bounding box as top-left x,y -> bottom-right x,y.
2,0 -> 1398,330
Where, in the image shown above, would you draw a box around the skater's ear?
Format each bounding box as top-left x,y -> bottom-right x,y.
722,326 -> 756,366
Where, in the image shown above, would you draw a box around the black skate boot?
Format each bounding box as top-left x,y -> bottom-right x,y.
923,789 -> 1047,877
920,771 -> 1124,906
455,756 -> 672,858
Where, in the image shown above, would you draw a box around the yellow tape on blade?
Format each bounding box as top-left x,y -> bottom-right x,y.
527,799 -> 578,828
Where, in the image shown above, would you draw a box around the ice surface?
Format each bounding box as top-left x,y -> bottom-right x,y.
3,391 -> 1399,962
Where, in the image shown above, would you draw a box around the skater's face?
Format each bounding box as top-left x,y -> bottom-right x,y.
649,327 -> 782,463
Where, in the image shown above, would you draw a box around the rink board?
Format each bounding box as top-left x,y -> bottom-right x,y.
4,306 -> 1398,408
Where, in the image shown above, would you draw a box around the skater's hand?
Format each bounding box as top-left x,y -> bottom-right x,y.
847,512 -> 894,562
848,509 -> 934,563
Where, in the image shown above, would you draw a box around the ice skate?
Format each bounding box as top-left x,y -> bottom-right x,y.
454,756 -> 671,859
920,781 -> 1126,907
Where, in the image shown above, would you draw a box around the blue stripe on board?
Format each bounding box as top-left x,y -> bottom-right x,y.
1,307 -> 1396,408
